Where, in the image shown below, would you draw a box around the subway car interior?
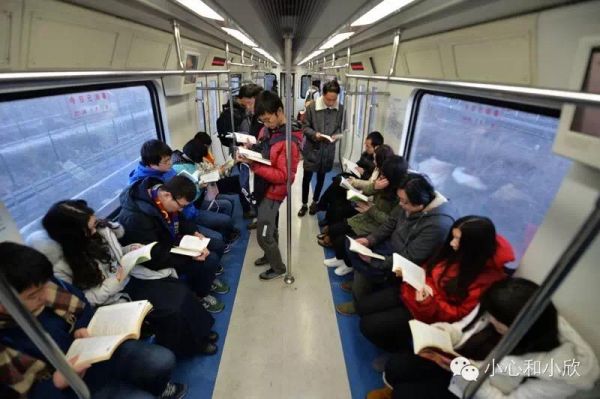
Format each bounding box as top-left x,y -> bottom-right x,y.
1,0 -> 600,398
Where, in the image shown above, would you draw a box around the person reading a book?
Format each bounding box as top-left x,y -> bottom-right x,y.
119,175 -> 228,313
314,131 -> 385,228
37,200 -> 219,356
367,278 -> 600,399
0,242 -> 188,399
335,173 -> 455,315
298,80 -> 344,217
320,151 -> 407,277
128,139 -> 231,257
236,90 -> 302,280
357,216 -> 513,353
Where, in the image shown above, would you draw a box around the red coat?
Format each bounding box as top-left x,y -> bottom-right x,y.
400,235 -> 514,324
251,127 -> 302,202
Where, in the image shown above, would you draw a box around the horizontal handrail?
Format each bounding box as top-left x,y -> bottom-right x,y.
345,74 -> 600,107
0,70 -> 232,83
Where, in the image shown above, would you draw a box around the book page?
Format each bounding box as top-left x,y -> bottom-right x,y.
66,334 -> 128,365
199,170 -> 220,184
179,235 -> 210,251
234,132 -> 257,144
87,300 -> 152,337
177,169 -> 200,183
120,242 -> 157,273
409,319 -> 457,356
342,158 -> 361,177
339,177 -> 354,191
320,134 -> 335,143
393,253 -> 426,291
346,189 -> 369,202
238,147 -> 271,165
347,236 -> 385,260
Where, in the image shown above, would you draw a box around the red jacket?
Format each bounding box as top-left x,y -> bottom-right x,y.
400,235 -> 514,324
251,126 -> 302,202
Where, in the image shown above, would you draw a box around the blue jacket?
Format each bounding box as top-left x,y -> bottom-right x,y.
127,163 -> 198,221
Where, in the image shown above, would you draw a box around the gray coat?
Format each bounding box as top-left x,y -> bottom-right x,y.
302,99 -> 344,173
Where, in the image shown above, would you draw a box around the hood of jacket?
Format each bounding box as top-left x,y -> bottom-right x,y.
119,176 -> 167,226
128,162 -> 177,185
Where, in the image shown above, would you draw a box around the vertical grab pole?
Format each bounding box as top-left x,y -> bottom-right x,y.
463,197 -> 600,398
0,275 -> 91,399
339,46 -> 351,165
283,34 -> 295,285
226,43 -> 236,159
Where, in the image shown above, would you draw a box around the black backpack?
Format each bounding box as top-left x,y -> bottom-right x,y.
252,129 -> 301,205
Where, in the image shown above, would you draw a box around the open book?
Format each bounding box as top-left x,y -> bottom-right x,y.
237,147 -> 271,165
346,188 -> 369,202
120,242 -> 157,274
393,253 -> 426,291
319,134 -> 337,143
409,319 -> 458,356
177,169 -> 201,183
339,176 -> 354,191
230,132 -> 257,145
347,236 -> 385,260
342,158 -> 362,177
66,300 -> 153,365
170,235 -> 211,257
199,170 -> 221,184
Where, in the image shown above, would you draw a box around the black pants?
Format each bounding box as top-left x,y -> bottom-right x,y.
329,220 -> 356,264
301,170 -> 326,204
318,175 -> 358,223
216,174 -> 252,213
386,350 -> 454,399
357,286 -> 413,352
124,277 -> 214,356
170,253 -> 218,297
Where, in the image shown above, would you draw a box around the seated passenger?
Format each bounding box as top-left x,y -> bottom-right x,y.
128,139 -> 230,255
336,173 -> 455,315
320,149 -> 407,277
0,242 -> 188,399
118,175 -> 227,313
317,131 -> 385,225
357,216 -> 512,352
368,278 -> 600,399
38,200 -> 219,356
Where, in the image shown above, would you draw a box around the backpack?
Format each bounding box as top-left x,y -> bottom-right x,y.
216,103 -> 245,147
253,129 -> 301,205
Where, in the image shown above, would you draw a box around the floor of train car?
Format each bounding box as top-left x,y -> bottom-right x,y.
174,163 -> 382,399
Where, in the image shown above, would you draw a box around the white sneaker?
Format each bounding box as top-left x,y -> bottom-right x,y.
324,257 -> 345,267
334,264 -> 354,276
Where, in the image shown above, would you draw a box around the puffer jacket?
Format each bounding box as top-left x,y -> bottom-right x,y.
251,125 -> 302,202
128,162 -> 176,185
401,235 -> 513,324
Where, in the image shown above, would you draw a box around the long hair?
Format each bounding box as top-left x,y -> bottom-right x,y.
426,216 -> 497,302
462,278 -> 560,358
42,200 -> 111,290
379,154 -> 409,199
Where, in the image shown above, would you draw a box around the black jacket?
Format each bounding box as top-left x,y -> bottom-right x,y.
356,151 -> 376,180
216,101 -> 261,146
117,177 -> 197,271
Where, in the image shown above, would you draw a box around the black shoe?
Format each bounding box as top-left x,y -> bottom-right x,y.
317,233 -> 327,240
207,330 -> 219,343
215,264 -> 224,276
160,382 -> 188,399
298,204 -> 308,217
200,342 -> 218,356
254,256 -> 269,266
247,220 -> 257,230
259,268 -> 285,281
228,228 -> 241,244
308,201 -> 319,215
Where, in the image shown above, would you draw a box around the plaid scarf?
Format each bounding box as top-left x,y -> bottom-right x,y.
0,281 -> 86,396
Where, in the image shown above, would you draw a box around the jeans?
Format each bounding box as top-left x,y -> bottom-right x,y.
301,170 -> 326,204
256,198 -> 285,273
195,209 -> 235,244
345,238 -> 395,302
200,196 -> 235,217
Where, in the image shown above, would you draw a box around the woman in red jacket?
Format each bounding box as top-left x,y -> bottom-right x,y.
357,216 -> 514,352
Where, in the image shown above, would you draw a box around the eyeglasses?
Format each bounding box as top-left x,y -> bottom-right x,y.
173,197 -> 186,209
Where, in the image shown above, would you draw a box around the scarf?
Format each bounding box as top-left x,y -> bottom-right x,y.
0,281 -> 86,396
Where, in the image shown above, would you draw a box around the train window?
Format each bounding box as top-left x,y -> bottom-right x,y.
407,92 -> 571,267
264,73 -> 277,92
300,75 -> 311,99
0,84 -> 160,239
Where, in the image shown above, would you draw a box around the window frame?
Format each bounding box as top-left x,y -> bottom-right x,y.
403,89 -> 560,162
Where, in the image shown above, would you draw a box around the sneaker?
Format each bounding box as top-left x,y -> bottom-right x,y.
247,220 -> 257,230
211,278 -> 230,294
201,295 -> 225,313
366,386 -> 393,399
317,236 -> 333,248
340,280 -> 353,293
160,382 -> 188,399
297,204 -> 308,217
335,301 -> 356,316
259,268 -> 285,281
224,243 -> 232,253
215,264 -> 224,276
254,256 -> 269,266
324,257 -> 344,267
334,264 -> 354,276
308,201 -> 319,215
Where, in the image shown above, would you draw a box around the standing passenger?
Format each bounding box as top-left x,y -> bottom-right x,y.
298,80 -> 344,217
